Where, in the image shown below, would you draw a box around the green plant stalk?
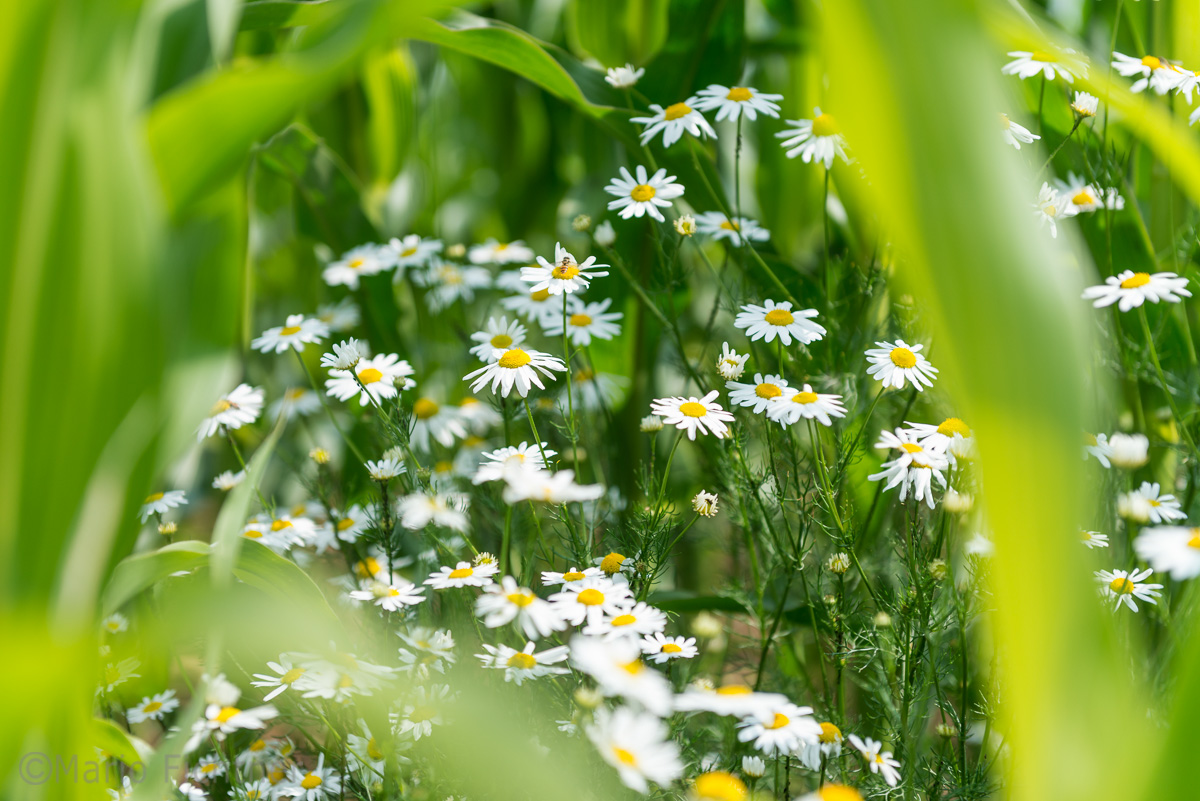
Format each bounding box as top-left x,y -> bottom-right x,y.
1138,305 -> 1199,459
294,349 -> 367,464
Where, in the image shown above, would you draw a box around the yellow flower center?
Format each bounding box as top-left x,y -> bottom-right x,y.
600,552 -> 627,574
631,184 -> 656,202
794,391 -> 819,404
819,721 -> 842,743
531,288 -> 551,301
726,87 -> 753,102
401,246 -> 418,257
768,713 -> 790,729
552,262 -> 581,280
755,383 -> 782,399
367,738 -> 384,760
211,399 -> 233,414
490,333 -> 513,348
300,773 -> 322,790
201,763 -> 218,774
409,706 -> 437,722
1120,272 -> 1151,289
280,667 -> 305,684
577,588 -> 606,605
414,398 -> 439,419
448,567 -> 474,579
1072,189 -> 1096,206
764,308 -> 794,326
1189,529 -> 1200,549
357,367 -> 383,384
355,557 -> 380,577
1109,577 -> 1134,594
507,591 -> 536,607
664,102 -> 692,120
337,517 -> 355,531
662,643 -> 683,653
937,417 -> 971,438
244,530 -> 263,539
818,785 -> 864,801
901,442 -> 924,454
890,347 -> 917,368
214,706 -> 241,724
812,113 -> 839,137
1032,50 -> 1057,63
507,652 -> 538,670
499,349 -> 533,369
144,492 -> 164,503
249,739 -> 266,752
694,771 -> 748,801
562,571 -> 586,581
569,313 -> 593,327
621,659 -> 644,675
1142,55 -> 1162,69
719,220 -> 741,231
679,401 -> 707,417
270,519 -> 293,531
1044,204 -> 1058,218
268,769 -> 285,784
716,684 -> 752,695
611,614 -> 637,627
280,325 -> 302,336
143,701 -> 162,713
613,746 -> 638,766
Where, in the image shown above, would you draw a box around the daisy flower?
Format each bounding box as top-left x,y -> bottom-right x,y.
127,690 -> 180,723
365,456 -> 405,481
1121,482 -> 1186,524
99,658 -> 141,694
409,397 -> 468,452
387,234 -> 442,274
1096,567 -> 1163,612
473,441 -> 556,484
398,492 -> 470,531
1080,530 -> 1110,549
726,373 -> 790,414
692,772 -> 749,801
521,242 -> 609,296
457,396 -> 502,434
864,340 -> 938,391
566,368 -> 628,411
631,99 -> 716,148
543,297 -> 623,346
868,427 -> 950,508
847,734 -> 902,787
776,109 -> 850,168
475,576 -> 567,638
320,337 -> 368,370
186,702 -> 277,751
605,165 -> 685,222
413,260 -> 493,312
650,391 -> 735,440
1109,432 -> 1150,468
469,316 -> 528,361
905,417 -> 974,461
583,602 -> 668,640
316,297 -> 360,331
1112,53 -> 1181,94
464,347 -> 567,398
348,578 -> 426,611
282,753 -> 342,801
270,386 -> 322,419
734,300 -> 825,346
571,636 -> 673,716
1054,172 -> 1109,213
322,244 -> 391,289
768,384 -> 848,428
197,384 -> 265,440
1002,49 -> 1085,83
397,628 -> 456,676
693,490 -> 719,517
397,685 -> 451,739
1000,113 -> 1040,149
250,655 -> 310,701
693,84 -> 783,121
501,286 -> 562,329
673,683 -> 788,718
212,469 -> 245,491
716,342 -> 749,380
798,722 -> 844,770
1135,526 -> 1200,579
1071,91 -> 1099,117
325,353 -> 415,406
605,63 -> 644,88
102,613 -> 128,634
737,702 -> 822,756
641,633 -> 698,663
694,212 -> 770,246
502,467 -> 606,505
425,561 -> 498,589
139,490 -> 187,522
192,754 -> 226,781
586,706 -> 684,792
549,577 -> 634,626
596,551 -> 634,576
476,641 -> 571,685
1084,432 -> 1113,467
541,565 -> 603,586
1082,270 -> 1192,312
468,239 -> 535,265
251,314 -> 329,354
1032,182 -> 1072,238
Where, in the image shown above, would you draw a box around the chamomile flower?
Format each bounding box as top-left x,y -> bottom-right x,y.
543,297 -> 624,345
250,655 -> 311,701
399,492 -> 470,532
905,417 -> 974,461
397,684 -> 451,739
650,391 -> 735,440
469,239 -> 536,265
99,658 -> 141,694
798,722 -> 844,770
734,300 -> 825,346
322,244 -> 391,289
1084,432 -> 1113,467
1112,53 -> 1181,94
469,316 -> 528,361
777,109 -> 850,168
252,314 -> 329,354
596,551 -> 634,576
1053,173 -> 1110,213
847,734 -> 902,787
1135,526 -> 1200,579
768,384 -> 848,428
868,428 -> 950,508
476,641 -> 571,685
522,243 -> 609,296
409,398 -> 468,452
693,84 -> 783,121
282,753 -> 341,801
187,703 -> 277,751
501,467 -> 606,505
1096,567 -> 1163,612
192,755 -> 226,781
270,386 -> 322,419
212,469 -> 245,491
641,633 -> 699,663
139,490 -> 187,523
101,613 -> 128,635
320,338 -> 368,370
605,165 -> 685,222
1000,113 -> 1040,149
387,234 -> 442,274
727,373 -> 790,414
316,297 -> 360,332
1122,482 -> 1186,524
693,490 -> 719,517
737,702 -> 822,756
541,566 -> 602,588
1002,49 -> 1084,83
396,628 -> 456,676
570,636 -> 673,716
414,260 -> 493,312
476,576 -> 566,638
1082,270 -> 1192,312
673,683 -> 788,718
365,456 -> 405,481
864,340 -> 938,391
632,99 -> 716,148
587,705 -> 684,792
464,347 -> 567,398
501,286 -> 561,329
716,342 -> 749,380
693,212 -> 770,245
605,63 -> 645,88
426,561 -> 498,589
325,353 -> 415,405
472,442 -> 554,485
127,690 -> 180,723
348,578 -> 426,611
550,577 -> 634,626
198,384 -> 265,440
1080,530 -> 1110,549
1071,91 -> 1099,117
1109,432 -> 1150,468
583,602 -> 668,640
457,396 -> 502,434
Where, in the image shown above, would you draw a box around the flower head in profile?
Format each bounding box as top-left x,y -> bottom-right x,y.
847,734 -> 902,787
716,342 -> 749,380
365,456 -> 405,481
502,467 -> 605,505
399,492 -> 470,532
693,490 -> 719,517
999,113 -> 1039,150
650,391 -> 735,440
320,338 -> 369,370
322,244 -> 391,289
521,243 -> 609,296
868,427 -> 950,508
464,347 -> 567,398
1108,432 -> 1150,468
735,300 -> 826,346
469,316 -> 528,361
426,560 -> 498,589
632,99 -> 717,148
198,384 -> 265,440
544,297 -> 624,346
139,490 -> 188,523
694,212 -> 770,246
768,384 -> 848,428
605,165 -> 685,222
1082,270 -> 1191,312
476,641 -> 570,685
605,63 -> 644,89
1071,91 -> 1099,118
777,108 -> 850,168
693,84 -> 783,122
1002,48 -> 1086,83
252,314 -> 330,354
1135,526 -> 1200,580
1119,481 -> 1186,524
475,576 -> 566,639
1112,52 -> 1181,94
864,340 -> 938,391
1032,182 -> 1074,237
1096,567 -> 1162,612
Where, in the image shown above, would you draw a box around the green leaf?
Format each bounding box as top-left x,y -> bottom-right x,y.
647,590 -> 749,614
239,0 -> 336,31
233,540 -> 341,626
100,540 -> 211,616
361,45 -> 417,188
569,0 -> 669,68
93,718 -> 149,767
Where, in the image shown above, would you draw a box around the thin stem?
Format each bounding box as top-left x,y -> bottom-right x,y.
1138,306 -> 1199,458
657,432 -> 684,503
294,349 -> 367,464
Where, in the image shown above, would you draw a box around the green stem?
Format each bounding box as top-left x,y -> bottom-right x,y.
294,349 -> 367,464
1138,305 -> 1199,458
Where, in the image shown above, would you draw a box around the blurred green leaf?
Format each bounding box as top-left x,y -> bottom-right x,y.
569,0 -> 669,68
240,0 -> 336,31
648,589 -> 750,613
101,540 -> 210,616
